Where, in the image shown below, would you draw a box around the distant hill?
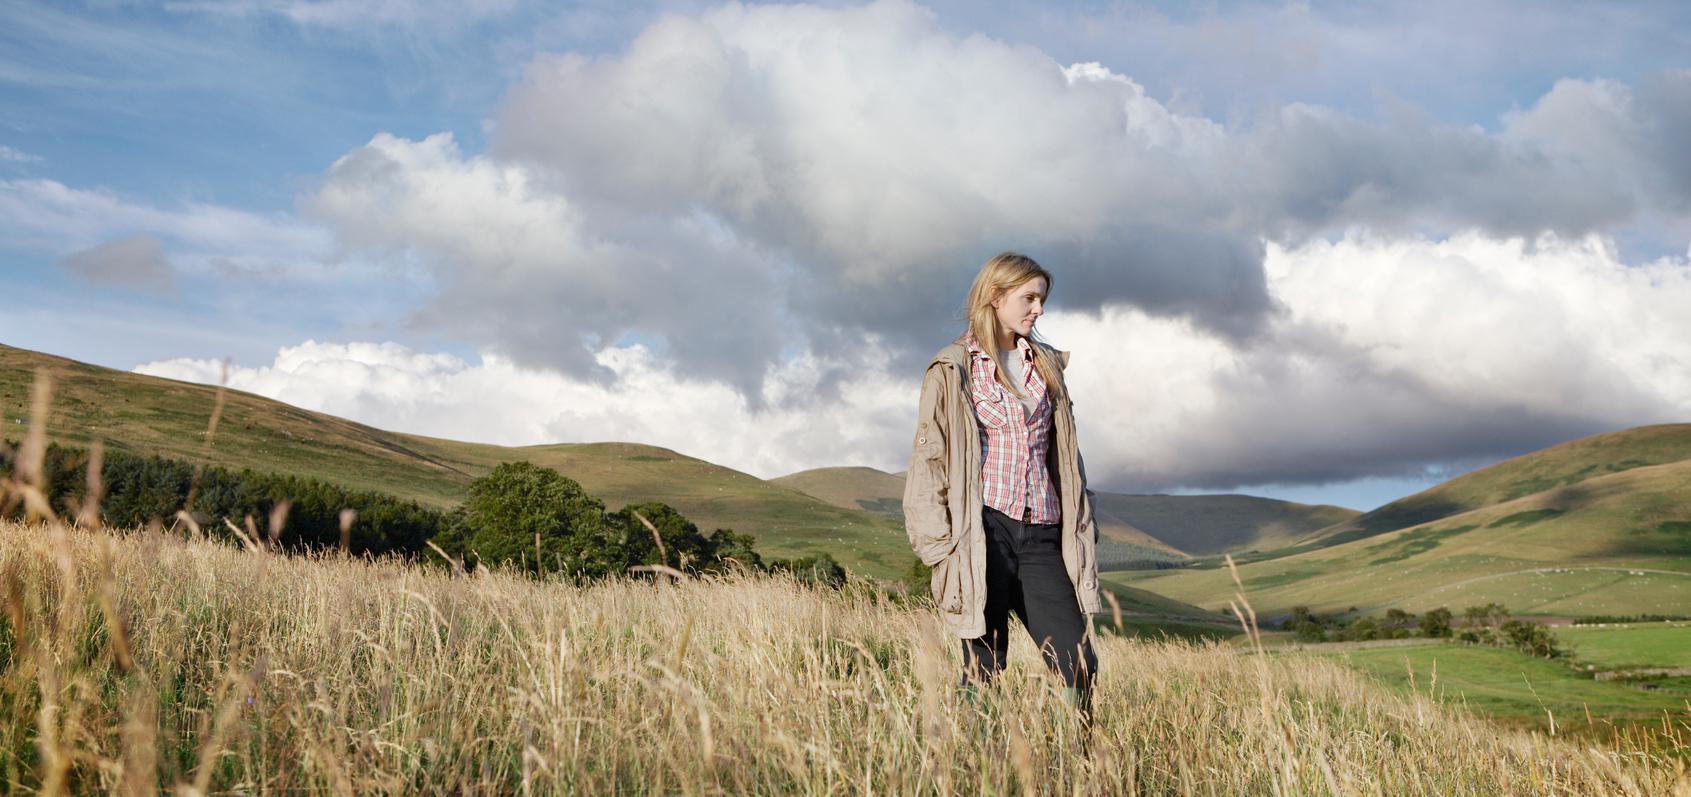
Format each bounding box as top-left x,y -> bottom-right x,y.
1298,424 -> 1691,550
1115,426 -> 1691,619
1090,493 -> 1358,557
772,466 -> 907,517
0,344 -> 912,578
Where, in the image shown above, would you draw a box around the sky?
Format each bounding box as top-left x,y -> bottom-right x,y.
3,0 -> 1689,511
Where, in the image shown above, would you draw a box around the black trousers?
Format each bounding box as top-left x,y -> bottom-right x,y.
961,506 -> 1097,689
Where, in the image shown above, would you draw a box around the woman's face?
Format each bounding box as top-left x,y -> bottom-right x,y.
992,276 -> 1047,339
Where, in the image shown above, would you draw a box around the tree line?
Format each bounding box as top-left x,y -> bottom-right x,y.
1,441 -> 444,555
1280,603 -> 1564,659
1,442 -> 846,587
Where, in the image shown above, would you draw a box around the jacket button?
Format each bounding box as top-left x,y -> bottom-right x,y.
918,437 -> 926,444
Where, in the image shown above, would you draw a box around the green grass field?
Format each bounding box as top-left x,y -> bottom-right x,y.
1558,622 -> 1691,670
1319,642 -> 1691,740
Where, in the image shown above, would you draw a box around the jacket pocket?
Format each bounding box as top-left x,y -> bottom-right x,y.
931,556 -> 965,614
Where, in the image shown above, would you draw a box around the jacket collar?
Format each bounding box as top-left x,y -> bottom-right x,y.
932,334 -> 1066,372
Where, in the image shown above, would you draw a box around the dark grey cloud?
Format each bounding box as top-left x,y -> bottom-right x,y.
54,233 -> 175,294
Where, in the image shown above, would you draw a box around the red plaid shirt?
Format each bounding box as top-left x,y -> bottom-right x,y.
964,333 -> 1060,524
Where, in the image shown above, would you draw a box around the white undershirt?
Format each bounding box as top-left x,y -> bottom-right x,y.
995,347 -> 1039,414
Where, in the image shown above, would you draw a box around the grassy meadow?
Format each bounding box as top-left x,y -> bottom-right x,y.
1558,622 -> 1691,671
1322,642 -> 1691,739
3,519 -> 1689,795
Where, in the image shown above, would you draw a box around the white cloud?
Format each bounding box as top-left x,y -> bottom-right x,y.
136,338 -> 913,479
135,231 -> 1691,491
1049,231 -> 1691,489
301,131 -> 788,390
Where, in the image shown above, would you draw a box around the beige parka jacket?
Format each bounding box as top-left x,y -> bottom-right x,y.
902,341 -> 1102,639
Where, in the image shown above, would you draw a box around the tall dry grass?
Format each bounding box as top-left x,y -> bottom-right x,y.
0,519 -> 1687,796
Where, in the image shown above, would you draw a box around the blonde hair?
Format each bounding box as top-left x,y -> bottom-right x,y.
963,251 -> 1066,402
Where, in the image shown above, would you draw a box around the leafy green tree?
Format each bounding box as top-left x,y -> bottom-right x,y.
452,461 -> 608,576
1292,621 -> 1327,643
607,501 -> 711,571
1419,607 -> 1454,638
704,528 -> 764,572
772,552 -> 848,589
1341,616 -> 1381,641
1464,603 -> 1509,628
1500,620 -> 1564,659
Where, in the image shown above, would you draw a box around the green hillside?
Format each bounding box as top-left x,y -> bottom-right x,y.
0,344 -> 911,577
771,466 -> 907,516
1113,446 -> 1691,618
1300,424 -> 1691,550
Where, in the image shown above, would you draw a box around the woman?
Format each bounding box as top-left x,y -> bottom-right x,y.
903,251 -> 1100,722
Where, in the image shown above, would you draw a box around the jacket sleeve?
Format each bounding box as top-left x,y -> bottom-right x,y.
1055,346 -> 1098,548
1076,446 -> 1099,548
903,365 -> 958,566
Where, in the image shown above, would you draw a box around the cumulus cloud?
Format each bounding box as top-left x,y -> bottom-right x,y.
298,0 -> 1690,408
136,232 -> 1691,491
301,132 -> 788,391
491,2 -> 1269,348
136,338 -> 914,479
55,234 -> 175,294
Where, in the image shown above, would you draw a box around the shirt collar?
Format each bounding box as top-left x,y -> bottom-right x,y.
963,331 -> 1033,361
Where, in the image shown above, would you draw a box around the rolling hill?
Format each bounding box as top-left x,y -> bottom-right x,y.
1298,423 -> 1691,550
0,343 -> 912,577
771,466 -> 907,517
1113,425 -> 1691,619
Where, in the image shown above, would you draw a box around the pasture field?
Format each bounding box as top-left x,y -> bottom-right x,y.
3,519 -> 1687,795
1558,622 -> 1691,670
1322,643 -> 1691,740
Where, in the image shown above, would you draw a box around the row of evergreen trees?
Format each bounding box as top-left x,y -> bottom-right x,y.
1,442 -> 845,586
1,442 -> 445,555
